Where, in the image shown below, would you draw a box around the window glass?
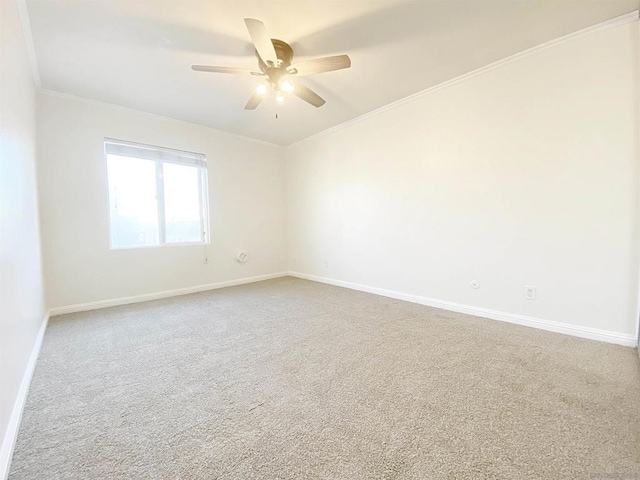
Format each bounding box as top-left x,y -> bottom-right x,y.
107,155 -> 159,248
105,139 -> 208,249
163,162 -> 202,244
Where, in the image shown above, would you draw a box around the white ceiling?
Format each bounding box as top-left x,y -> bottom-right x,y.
26,0 -> 638,146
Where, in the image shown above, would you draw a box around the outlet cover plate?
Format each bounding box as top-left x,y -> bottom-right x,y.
524,286 -> 536,300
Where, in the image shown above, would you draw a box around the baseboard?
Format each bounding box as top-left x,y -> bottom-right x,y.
1,275 -> 633,480
288,271 -> 637,348
49,272 -> 289,316
0,312 -> 49,480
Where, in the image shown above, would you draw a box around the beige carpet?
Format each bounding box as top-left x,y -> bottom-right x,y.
9,277 -> 640,479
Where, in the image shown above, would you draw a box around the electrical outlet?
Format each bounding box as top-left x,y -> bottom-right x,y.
524,286 -> 536,300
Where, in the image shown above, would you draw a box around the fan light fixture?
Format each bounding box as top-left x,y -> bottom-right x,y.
191,18 -> 351,110
255,80 -> 293,103
255,83 -> 268,96
280,79 -> 295,94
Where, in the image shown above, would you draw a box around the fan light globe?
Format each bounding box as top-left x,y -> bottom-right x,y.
280,79 -> 295,94
255,83 -> 268,96
275,93 -> 285,105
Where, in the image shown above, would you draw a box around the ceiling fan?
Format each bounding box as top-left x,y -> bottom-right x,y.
191,18 -> 351,110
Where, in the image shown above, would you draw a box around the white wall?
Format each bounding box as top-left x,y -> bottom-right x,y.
0,0 -> 47,467
37,93 -> 287,309
287,20 -> 640,340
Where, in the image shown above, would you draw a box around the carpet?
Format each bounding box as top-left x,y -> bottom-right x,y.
9,277 -> 640,479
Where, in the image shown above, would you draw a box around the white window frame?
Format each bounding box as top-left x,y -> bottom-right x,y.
104,138 -> 210,249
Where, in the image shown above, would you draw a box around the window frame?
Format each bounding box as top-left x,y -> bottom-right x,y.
104,138 -> 210,250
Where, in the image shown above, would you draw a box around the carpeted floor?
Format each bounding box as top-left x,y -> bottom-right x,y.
9,277 -> 640,479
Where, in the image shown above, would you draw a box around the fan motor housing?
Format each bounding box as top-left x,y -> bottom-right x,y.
257,39 -> 294,72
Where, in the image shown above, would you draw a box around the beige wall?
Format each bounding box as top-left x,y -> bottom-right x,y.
37,93 -> 288,308
287,20 -> 640,340
0,0 -> 47,468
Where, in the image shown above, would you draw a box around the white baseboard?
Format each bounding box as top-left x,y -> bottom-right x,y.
288,271 -> 637,348
49,272 -> 289,316
1,273 -> 634,480
0,312 -> 49,480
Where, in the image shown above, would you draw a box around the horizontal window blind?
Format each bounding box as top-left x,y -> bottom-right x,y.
104,138 -> 206,168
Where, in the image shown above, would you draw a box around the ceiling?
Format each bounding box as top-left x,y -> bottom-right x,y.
26,0 -> 638,146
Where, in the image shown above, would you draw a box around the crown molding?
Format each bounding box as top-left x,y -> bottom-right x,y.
37,89 -> 284,149
287,10 -> 639,150
15,0 -> 638,150
15,0 -> 41,90
17,1 -> 281,149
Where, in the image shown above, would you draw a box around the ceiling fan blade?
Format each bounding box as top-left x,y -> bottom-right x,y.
244,18 -> 278,66
289,55 -> 351,76
295,83 -> 326,108
192,65 -> 262,75
244,92 -> 264,110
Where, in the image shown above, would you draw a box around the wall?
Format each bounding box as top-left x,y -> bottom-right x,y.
37,93 -> 287,309
287,20 -> 640,341
0,0 -> 47,472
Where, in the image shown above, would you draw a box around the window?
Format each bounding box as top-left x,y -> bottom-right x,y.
105,138 -> 209,249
